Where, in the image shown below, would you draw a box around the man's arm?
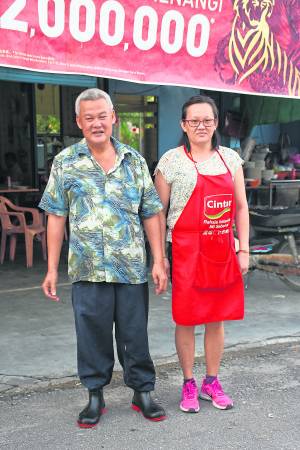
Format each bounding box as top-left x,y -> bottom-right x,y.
154,170 -> 171,275
42,214 -> 67,301
143,214 -> 168,295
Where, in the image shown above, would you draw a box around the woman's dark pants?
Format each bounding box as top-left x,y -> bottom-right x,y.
72,281 -> 155,392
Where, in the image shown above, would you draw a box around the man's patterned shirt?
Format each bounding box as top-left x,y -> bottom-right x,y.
39,137 -> 162,284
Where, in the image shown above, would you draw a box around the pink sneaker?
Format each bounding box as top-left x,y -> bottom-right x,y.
180,379 -> 200,413
200,378 -> 233,410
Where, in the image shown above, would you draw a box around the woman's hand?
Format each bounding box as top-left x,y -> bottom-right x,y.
237,251 -> 249,275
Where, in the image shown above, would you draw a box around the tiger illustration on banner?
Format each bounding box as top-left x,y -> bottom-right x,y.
215,0 -> 300,97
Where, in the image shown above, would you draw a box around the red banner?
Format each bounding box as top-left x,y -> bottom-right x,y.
0,1 -> 299,97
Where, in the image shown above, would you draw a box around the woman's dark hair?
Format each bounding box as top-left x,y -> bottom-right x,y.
181,95 -> 220,150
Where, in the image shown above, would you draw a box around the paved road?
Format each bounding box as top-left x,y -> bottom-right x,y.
1,257 -> 300,394
1,341 -> 299,450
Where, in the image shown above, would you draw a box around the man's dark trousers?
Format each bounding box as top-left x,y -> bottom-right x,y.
72,281 -> 156,391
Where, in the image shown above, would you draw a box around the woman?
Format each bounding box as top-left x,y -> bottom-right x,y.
155,95 -> 249,413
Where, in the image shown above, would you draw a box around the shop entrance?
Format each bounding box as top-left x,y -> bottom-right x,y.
35,84 -> 85,189
113,94 -> 158,170
0,81 -> 34,187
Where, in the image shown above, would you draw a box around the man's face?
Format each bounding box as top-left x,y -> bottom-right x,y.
76,98 -> 116,148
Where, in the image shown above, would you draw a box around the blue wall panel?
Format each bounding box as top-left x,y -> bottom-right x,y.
0,66 -> 97,87
109,79 -> 199,157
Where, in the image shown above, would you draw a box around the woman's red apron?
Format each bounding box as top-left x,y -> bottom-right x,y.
172,148 -> 244,326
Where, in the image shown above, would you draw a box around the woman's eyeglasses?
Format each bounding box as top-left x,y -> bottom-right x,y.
183,119 -> 215,128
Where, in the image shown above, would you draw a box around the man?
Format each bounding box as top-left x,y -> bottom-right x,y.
40,88 -> 167,428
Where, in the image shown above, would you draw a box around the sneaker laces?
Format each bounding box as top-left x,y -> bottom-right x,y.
183,380 -> 197,399
211,380 -> 225,397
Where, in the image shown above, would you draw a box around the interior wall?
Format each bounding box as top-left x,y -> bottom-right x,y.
0,81 -> 33,185
250,124 -> 281,145
35,84 -> 60,117
280,121 -> 300,149
158,85 -> 199,156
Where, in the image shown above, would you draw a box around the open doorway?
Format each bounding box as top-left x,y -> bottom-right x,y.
0,81 -> 34,187
113,94 -> 158,170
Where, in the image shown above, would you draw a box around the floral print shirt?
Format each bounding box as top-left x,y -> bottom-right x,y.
39,137 -> 162,284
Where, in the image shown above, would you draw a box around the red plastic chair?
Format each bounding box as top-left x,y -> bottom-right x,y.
0,195 -> 46,268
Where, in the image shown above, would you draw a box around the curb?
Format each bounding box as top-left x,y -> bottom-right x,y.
1,337 -> 300,399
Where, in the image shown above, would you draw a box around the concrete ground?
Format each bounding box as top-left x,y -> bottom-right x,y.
0,341 -> 299,450
0,240 -> 300,396
1,241 -> 300,449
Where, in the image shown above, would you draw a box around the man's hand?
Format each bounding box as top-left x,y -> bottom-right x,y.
152,261 -> 168,295
42,270 -> 59,301
41,214 -> 66,302
163,256 -> 170,278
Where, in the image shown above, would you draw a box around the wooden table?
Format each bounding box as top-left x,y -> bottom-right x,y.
246,180 -> 300,207
0,187 -> 39,194
0,187 -> 40,205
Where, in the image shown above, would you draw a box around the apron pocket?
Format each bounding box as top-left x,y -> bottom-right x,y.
193,249 -> 241,291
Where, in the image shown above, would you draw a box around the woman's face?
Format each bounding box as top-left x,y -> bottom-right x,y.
181,102 -> 218,148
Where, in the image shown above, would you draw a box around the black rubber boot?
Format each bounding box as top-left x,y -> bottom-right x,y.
131,391 -> 166,421
77,389 -> 105,428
